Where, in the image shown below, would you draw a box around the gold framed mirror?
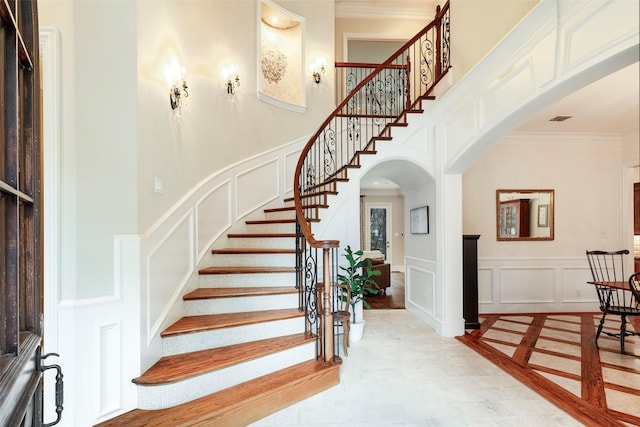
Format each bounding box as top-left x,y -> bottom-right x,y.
496,189 -> 554,241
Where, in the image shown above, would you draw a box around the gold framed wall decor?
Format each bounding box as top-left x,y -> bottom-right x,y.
258,0 -> 306,112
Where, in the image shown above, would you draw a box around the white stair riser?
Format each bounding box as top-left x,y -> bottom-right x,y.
245,222 -> 295,234
184,293 -> 298,315
162,317 -> 304,356
199,272 -> 296,287
227,237 -> 296,249
139,342 -> 315,410
209,253 -> 295,267
264,210 -> 295,221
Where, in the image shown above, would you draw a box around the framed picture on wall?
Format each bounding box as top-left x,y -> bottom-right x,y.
410,206 -> 429,234
538,204 -> 549,227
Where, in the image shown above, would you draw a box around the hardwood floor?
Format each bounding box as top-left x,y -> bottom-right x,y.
365,271 -> 405,310
458,313 -> 640,426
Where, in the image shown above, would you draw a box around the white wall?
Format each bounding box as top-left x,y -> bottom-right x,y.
136,0 -> 335,233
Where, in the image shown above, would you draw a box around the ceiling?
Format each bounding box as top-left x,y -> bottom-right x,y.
514,62 -> 639,134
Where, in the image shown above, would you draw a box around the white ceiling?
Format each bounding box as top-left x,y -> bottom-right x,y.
514,62 -> 639,134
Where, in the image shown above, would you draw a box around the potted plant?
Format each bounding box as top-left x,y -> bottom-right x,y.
337,245 -> 381,343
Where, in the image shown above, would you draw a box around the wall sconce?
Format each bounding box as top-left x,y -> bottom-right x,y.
311,58 -> 326,84
170,79 -> 188,110
224,66 -> 240,95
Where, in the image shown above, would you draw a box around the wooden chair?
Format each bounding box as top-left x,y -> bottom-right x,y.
586,250 -> 640,353
333,282 -> 351,356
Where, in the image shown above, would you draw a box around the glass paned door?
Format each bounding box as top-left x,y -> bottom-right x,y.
366,203 -> 392,265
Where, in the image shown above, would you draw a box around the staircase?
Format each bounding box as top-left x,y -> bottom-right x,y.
96,202 -> 341,427
97,3 -> 451,425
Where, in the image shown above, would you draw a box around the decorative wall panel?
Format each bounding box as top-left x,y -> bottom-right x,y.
236,159 -> 279,220
196,181 -> 232,259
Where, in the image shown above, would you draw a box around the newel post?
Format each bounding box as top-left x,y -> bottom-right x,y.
322,247 -> 334,363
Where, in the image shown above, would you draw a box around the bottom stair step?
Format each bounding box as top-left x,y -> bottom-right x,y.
95,358 -> 342,427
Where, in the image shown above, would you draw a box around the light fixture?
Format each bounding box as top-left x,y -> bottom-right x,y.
311,63 -> 324,84
170,79 -> 188,110
311,58 -> 326,84
165,58 -> 188,111
224,66 -> 240,95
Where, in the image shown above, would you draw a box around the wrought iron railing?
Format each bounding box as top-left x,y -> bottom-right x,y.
295,2 -> 450,364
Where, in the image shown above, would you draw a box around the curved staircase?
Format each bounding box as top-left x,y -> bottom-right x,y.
96,203 -> 340,426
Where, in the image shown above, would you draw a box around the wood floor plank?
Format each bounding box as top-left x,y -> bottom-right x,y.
133,333 -> 313,384
160,308 -> 304,337
513,315 -> 545,366
581,314 -> 607,409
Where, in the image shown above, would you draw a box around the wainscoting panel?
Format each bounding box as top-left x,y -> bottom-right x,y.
284,148 -> 301,195
236,159 -> 280,220
405,257 -> 440,332
479,257 -> 600,313
99,323 -> 121,416
499,267 -> 556,304
477,267 -> 495,304
407,265 -> 435,316
196,181 -> 232,260
561,266 -> 599,304
147,212 -> 194,339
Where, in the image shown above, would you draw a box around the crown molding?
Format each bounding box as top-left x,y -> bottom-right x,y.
335,1 -> 435,20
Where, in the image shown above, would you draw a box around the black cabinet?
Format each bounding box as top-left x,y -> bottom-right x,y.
463,235 -> 481,329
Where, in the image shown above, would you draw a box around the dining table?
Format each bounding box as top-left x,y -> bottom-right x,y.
587,281 -> 630,290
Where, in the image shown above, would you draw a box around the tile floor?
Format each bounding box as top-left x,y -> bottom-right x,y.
250,310 -> 581,426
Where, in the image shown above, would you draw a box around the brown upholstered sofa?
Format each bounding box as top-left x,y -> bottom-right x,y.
361,250 -> 391,295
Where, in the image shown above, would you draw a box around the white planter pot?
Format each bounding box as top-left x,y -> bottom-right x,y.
353,299 -> 364,322
349,319 -> 365,344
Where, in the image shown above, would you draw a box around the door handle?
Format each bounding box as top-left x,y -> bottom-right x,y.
40,352 -> 64,427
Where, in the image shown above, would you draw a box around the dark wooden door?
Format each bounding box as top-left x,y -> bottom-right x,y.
0,1 -> 47,425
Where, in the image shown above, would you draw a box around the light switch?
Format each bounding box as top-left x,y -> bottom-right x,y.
154,177 -> 164,194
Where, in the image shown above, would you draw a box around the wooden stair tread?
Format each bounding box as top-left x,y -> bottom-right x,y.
161,308 -> 304,337
184,287 -> 296,300
198,266 -> 295,274
133,333 -> 313,385
211,248 -> 295,254
227,233 -> 296,238
96,358 -> 342,427
244,219 -> 296,225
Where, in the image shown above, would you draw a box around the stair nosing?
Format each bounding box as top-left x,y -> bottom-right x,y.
211,248 -> 296,254
198,266 -> 296,275
184,286 -> 297,300
227,233 -> 296,238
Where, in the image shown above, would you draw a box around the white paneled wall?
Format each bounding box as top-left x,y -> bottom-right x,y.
478,257 -> 599,314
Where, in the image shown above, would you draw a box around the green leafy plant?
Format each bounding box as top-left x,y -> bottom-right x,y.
337,245 -> 381,323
